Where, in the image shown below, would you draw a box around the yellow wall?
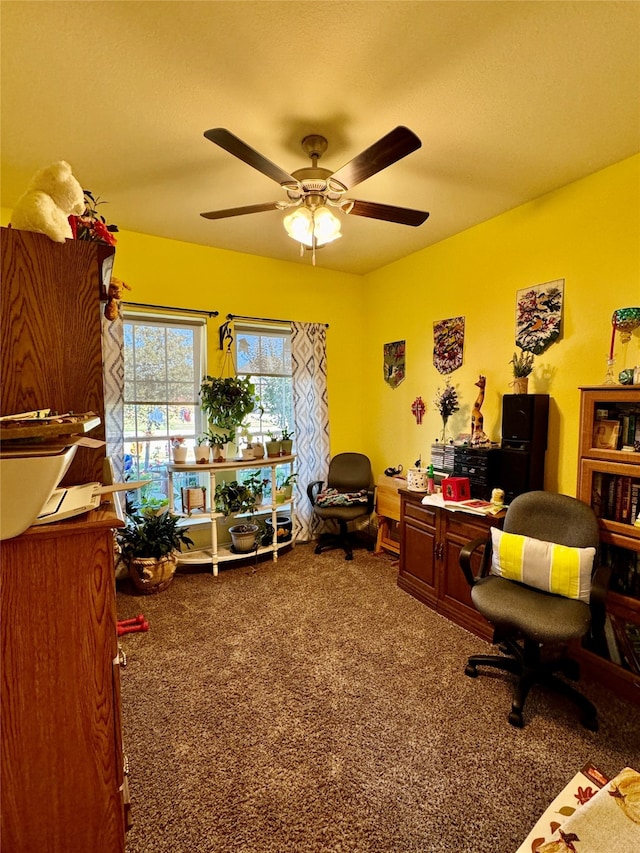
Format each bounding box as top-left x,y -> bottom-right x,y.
2,153 -> 638,494
363,154 -> 640,495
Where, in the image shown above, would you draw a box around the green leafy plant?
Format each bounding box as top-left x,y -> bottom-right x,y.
205,427 -> 235,447
510,350 -> 535,377
118,507 -> 193,561
242,471 -> 270,499
200,375 -> 258,432
277,471 -> 297,490
281,427 -> 294,441
214,480 -> 258,516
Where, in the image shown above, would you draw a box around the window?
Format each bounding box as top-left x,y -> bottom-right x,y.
123,313 -> 206,504
234,322 -> 293,443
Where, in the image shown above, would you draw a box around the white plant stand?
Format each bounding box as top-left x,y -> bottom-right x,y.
166,454 -> 295,576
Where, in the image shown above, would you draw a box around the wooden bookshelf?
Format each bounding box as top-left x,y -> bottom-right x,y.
576,386 -> 640,705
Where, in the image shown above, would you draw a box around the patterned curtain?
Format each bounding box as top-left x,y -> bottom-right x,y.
101,312 -> 125,481
291,322 -> 330,542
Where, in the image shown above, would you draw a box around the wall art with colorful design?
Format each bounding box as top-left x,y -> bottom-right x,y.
384,340 -> 405,388
515,279 -> 564,355
433,316 -> 465,374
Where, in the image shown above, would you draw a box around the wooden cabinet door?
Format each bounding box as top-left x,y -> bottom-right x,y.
0,227 -> 110,485
398,496 -> 438,607
1,518 -> 125,853
439,512 -> 494,640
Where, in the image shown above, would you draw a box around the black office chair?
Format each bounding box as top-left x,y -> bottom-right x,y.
459,491 -> 609,729
307,452 -> 374,560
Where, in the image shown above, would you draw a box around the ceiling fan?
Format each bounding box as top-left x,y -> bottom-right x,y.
200,126 -> 429,263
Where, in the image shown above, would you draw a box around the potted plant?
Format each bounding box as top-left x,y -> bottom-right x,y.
214,480 -> 260,553
266,431 -> 281,458
275,471 -> 297,503
171,436 -> 188,464
228,521 -> 261,553
194,435 -> 210,464
510,350 -> 534,394
263,514 -> 293,544
206,428 -> 235,463
199,375 -> 258,437
214,479 -> 258,516
242,471 -> 270,507
118,506 -> 194,595
280,427 -> 294,456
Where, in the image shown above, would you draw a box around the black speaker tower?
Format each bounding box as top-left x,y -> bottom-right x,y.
500,394 -> 549,504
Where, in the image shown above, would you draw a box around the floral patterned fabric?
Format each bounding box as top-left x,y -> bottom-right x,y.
315,488 -> 369,507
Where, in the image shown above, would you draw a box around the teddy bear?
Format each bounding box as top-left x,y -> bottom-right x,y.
10,160 -> 85,243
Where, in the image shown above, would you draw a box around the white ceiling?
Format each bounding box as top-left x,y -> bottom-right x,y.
1,1 -> 639,276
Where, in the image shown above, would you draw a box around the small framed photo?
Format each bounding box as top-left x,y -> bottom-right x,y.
592,420 -> 620,450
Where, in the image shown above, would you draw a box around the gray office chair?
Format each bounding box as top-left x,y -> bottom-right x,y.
459,491 -> 609,729
307,452 -> 374,560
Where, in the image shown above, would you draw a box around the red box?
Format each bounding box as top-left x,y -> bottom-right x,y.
441,476 -> 471,501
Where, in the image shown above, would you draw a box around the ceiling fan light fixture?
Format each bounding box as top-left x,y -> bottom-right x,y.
283,205 -> 342,248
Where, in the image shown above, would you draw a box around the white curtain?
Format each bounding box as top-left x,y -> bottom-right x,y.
101,311 -> 125,481
291,322 -> 330,542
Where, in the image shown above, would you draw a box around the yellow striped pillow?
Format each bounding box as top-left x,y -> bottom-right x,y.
490,528 -> 595,603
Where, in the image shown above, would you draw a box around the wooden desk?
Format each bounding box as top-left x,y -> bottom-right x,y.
374,475 -> 405,556
398,489 -> 505,640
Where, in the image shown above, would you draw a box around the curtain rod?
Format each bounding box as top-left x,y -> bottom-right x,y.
220,313 -> 329,351
124,301 -> 219,318
226,313 -> 329,328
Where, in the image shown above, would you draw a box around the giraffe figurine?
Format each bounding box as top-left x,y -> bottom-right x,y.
471,375 -> 491,446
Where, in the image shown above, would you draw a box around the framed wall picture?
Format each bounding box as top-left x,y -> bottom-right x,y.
592,419 -> 620,450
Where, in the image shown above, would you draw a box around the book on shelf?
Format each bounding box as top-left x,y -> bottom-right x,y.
593,473 -> 640,525
593,402 -> 640,450
591,471 -> 603,517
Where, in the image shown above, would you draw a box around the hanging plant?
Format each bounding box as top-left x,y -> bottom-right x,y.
199,375 -> 258,432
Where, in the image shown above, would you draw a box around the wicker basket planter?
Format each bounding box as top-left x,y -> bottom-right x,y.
128,552 -> 179,595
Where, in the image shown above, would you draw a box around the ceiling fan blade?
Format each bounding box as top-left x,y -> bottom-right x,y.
200,202 -> 280,220
204,128 -> 295,186
330,126 -> 422,190
347,199 -> 429,226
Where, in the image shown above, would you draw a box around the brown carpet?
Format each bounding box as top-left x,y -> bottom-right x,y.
117,544 -> 640,853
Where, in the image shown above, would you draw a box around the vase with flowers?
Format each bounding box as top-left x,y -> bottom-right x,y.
434,380 -> 460,444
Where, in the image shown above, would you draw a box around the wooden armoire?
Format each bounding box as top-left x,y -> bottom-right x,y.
0,226 -> 128,852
